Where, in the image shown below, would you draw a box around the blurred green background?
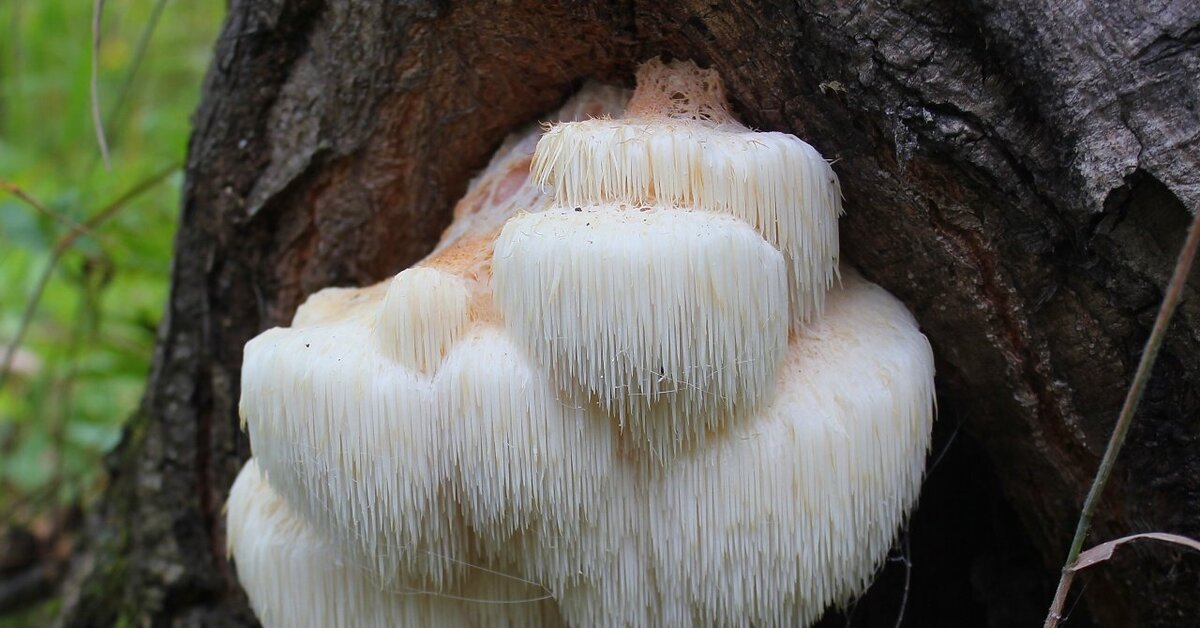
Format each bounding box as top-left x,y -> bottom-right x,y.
0,1 -> 225,614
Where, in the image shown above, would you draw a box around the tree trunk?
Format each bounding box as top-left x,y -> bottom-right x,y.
58,1 -> 1200,626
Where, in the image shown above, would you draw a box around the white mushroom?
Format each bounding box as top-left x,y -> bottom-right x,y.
493,205 -> 788,454
375,268 -> 471,374
227,459 -> 563,627
235,85 -> 630,597
532,58 -> 843,326
229,62 -> 935,628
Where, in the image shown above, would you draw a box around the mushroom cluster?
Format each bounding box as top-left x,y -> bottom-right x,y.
228,60 -> 935,627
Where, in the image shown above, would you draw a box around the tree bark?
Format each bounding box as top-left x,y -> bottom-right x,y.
58,1 -> 1200,626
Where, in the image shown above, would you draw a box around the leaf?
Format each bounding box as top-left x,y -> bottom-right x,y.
1070,533 -> 1200,572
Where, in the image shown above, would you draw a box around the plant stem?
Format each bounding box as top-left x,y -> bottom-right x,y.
0,164 -> 179,393
90,0 -> 112,169
1044,206 -> 1200,627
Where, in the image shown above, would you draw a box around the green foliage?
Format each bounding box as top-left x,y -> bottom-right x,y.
0,1 -> 224,521
0,598 -> 60,627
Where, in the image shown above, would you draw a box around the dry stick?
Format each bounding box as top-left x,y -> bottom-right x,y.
86,0 -> 171,175
90,0 -> 112,169
0,181 -> 92,236
0,164 -> 179,393
103,0 -> 170,143
892,529 -> 912,628
1044,206 -> 1200,628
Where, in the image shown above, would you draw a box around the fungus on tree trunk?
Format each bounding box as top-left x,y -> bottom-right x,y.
228,59 -> 936,627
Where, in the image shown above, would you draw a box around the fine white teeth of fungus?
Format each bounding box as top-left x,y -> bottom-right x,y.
634,270 -> 934,627
234,270 -> 934,627
230,69 -> 937,628
531,57 -> 843,326
375,267 -> 470,373
227,459 -> 565,628
549,270 -> 935,627
237,84 -> 630,596
492,205 -> 788,454
242,315 -> 474,590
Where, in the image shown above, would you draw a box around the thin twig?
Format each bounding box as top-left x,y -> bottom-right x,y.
1062,579 -> 1090,624
1,180 -> 92,236
0,250 -> 64,394
892,529 -> 912,628
0,164 -> 179,393
1044,206 -> 1200,627
102,0 -> 169,146
90,0 -> 112,169
842,600 -> 858,627
85,0 -> 171,175
925,418 -> 962,476
46,265 -> 106,508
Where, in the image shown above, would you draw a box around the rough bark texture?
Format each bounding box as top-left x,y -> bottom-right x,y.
57,0 -> 1199,626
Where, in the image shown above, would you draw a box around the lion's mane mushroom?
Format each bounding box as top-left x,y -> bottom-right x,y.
493,207 -> 789,454
531,58 -> 843,327
496,59 -> 843,454
236,85 -> 629,599
228,60 -> 935,628
226,459 -> 565,626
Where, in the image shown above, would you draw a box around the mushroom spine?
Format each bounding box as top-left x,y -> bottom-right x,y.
229,60 -> 934,627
